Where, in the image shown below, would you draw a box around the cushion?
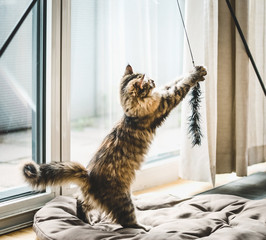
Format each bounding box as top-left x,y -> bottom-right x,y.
33,193 -> 266,240
197,172 -> 266,200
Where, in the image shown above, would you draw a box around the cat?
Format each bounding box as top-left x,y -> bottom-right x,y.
23,64 -> 207,231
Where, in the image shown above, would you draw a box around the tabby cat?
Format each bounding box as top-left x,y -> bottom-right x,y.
23,64 -> 207,230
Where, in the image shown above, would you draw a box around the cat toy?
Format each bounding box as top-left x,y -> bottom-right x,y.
175,0 -> 266,148
176,0 -> 203,147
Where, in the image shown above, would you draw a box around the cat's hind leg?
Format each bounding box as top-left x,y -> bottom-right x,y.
76,199 -> 92,223
77,197 -> 107,225
106,192 -> 151,231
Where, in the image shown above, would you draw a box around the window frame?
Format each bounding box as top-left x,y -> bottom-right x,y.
62,0 -> 183,195
0,0 -> 56,234
0,0 -> 184,234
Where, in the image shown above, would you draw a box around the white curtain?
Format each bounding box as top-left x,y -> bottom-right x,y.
179,0 -> 212,183
179,0 -> 266,184
71,0 -> 185,126
70,0 -> 186,163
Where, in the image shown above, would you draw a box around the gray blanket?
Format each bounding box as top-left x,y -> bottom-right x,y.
34,194 -> 266,240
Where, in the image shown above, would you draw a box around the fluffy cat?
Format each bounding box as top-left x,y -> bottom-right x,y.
23,65 -> 207,230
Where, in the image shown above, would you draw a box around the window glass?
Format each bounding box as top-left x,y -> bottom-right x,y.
0,0 -> 44,201
71,0 -> 184,165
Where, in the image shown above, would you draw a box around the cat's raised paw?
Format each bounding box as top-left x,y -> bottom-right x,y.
195,66 -> 207,77
192,66 -> 207,82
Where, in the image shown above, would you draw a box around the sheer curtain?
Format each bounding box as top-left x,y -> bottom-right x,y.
71,0 -> 185,126
70,0 -> 185,164
178,0 -> 212,182
179,0 -> 266,184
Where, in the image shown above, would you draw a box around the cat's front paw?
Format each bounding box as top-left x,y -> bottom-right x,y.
192,66 -> 207,82
124,223 -> 151,232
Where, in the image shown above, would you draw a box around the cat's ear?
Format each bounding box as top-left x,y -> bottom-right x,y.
124,64 -> 133,76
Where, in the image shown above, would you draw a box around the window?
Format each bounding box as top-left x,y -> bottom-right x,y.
0,0 -> 186,233
0,0 -> 44,200
0,0 -> 53,234
70,0 -> 185,170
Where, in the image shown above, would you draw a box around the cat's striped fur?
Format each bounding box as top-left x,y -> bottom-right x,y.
23,65 -> 207,230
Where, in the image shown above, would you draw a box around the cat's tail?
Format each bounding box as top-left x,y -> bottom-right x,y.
22,161 -> 89,189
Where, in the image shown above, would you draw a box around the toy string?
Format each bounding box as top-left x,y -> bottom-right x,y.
176,0 -> 195,68
176,0 -> 202,146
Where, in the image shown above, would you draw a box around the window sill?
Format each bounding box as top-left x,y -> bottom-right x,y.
132,156 -> 179,192
0,192 -> 55,235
